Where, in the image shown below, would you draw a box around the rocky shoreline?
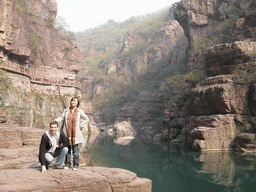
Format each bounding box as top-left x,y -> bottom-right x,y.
0,163 -> 152,192
0,121 -> 151,191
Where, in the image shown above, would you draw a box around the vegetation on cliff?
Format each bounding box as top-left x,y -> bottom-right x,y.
187,0 -> 256,85
233,52 -> 256,84
186,0 -> 256,86
75,8 -> 170,78
0,69 -> 11,100
69,7 -> 189,121
193,0 -> 255,54
0,0 -> 83,129
0,68 -> 65,128
53,0 -> 255,128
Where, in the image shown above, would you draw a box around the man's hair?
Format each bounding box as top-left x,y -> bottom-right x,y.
70,96 -> 80,108
50,120 -> 58,127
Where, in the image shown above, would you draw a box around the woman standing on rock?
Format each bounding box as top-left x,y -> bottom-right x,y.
55,97 -> 89,170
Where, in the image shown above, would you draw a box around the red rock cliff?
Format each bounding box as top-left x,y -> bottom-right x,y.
168,0 -> 256,152
0,0 -> 83,93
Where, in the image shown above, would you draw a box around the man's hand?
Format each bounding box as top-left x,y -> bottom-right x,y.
41,165 -> 46,173
51,146 -> 56,154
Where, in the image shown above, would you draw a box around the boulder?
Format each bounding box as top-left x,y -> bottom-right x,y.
120,29 -> 140,53
114,121 -> 136,138
205,41 -> 256,77
186,75 -> 250,116
187,114 -> 236,151
187,114 -> 256,151
233,133 -> 256,152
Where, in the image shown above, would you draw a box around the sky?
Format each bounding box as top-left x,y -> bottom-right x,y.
55,0 -> 179,32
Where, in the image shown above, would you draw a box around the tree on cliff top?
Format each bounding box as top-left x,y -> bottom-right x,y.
54,16 -> 75,41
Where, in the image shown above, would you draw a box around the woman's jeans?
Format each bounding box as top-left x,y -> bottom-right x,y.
45,147 -> 68,167
65,144 -> 79,168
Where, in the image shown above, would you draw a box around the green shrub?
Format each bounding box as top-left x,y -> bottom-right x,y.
15,0 -> 33,14
193,13 -> 238,54
232,47 -> 256,84
101,51 -> 116,63
125,37 -> 149,56
80,55 -> 104,78
134,8 -> 169,37
27,33 -> 42,49
47,16 -> 55,26
0,69 -> 11,93
43,1 -> 51,8
233,62 -> 256,84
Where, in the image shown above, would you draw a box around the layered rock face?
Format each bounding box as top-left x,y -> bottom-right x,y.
90,4 -> 188,143
0,0 -> 83,94
0,0 -> 84,128
206,41 -> 256,77
112,19 -> 186,83
174,0 -> 222,71
82,4 -> 187,95
174,0 -> 220,45
168,0 -> 256,151
174,0 -> 256,71
185,43 -> 256,151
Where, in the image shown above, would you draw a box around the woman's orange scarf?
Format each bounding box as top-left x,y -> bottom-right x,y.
67,108 -> 78,146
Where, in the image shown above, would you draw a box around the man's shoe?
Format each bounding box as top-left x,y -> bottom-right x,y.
64,166 -> 69,170
72,167 -> 78,171
54,165 -> 63,169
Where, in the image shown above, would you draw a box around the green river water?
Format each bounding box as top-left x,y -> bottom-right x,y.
85,136 -> 256,192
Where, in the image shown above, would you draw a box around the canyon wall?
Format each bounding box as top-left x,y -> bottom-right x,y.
87,4 -> 188,143
166,0 -> 256,151
0,0 -> 83,81
0,0 -> 86,128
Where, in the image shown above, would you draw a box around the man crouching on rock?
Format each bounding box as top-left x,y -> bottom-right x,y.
39,121 -> 69,173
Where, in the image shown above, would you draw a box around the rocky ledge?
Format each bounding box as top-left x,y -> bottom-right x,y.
0,165 -> 152,192
0,118 -> 152,191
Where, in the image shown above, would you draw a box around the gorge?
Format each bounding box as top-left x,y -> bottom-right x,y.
1,0 -> 256,191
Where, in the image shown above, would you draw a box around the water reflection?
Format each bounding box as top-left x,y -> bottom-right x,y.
82,136 -> 256,192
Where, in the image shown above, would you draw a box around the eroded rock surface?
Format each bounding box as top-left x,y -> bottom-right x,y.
205,41 -> 256,77
187,75 -> 250,116
0,126 -> 44,148
164,0 -> 256,152
0,124 -> 151,191
0,0 -> 83,79
183,74 -> 256,151
0,166 -> 152,192
0,0 -> 83,93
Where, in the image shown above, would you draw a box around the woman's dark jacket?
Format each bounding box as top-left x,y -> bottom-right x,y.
39,131 -> 68,166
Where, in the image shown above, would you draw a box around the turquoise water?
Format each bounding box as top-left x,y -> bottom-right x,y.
87,137 -> 256,192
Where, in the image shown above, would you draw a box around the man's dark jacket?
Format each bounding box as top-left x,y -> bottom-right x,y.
39,131 -> 68,166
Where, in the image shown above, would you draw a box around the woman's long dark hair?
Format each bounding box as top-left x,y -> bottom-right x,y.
69,97 -> 80,108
